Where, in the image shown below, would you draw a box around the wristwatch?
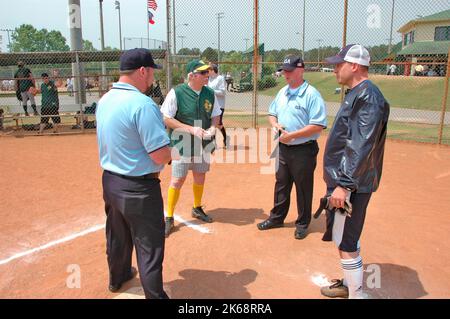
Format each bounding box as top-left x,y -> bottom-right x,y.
338,185 -> 353,192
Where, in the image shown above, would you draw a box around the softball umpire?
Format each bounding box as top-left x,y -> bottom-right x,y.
96,48 -> 173,299
257,55 -> 327,240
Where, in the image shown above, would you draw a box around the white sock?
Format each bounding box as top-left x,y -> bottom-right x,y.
341,255 -> 364,299
343,243 -> 361,287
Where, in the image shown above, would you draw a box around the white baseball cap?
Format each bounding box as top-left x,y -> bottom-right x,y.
325,44 -> 371,67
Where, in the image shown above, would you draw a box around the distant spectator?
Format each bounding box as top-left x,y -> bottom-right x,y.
66,77 -> 74,96
14,61 -> 38,116
1,80 -> 8,91
414,64 -> 424,76
86,78 -> 94,96
427,68 -> 437,77
387,64 -> 397,75
225,71 -> 234,91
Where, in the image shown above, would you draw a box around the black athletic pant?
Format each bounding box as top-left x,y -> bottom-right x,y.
102,170 -> 169,299
269,141 -> 319,230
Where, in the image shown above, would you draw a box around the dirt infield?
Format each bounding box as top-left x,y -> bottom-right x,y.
0,133 -> 449,298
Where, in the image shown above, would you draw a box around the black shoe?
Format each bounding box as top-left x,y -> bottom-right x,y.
294,228 -> 308,240
25,111 -> 29,116
165,217 -> 174,237
109,267 -> 138,293
192,206 -> 212,223
33,111 -> 39,116
257,219 -> 284,231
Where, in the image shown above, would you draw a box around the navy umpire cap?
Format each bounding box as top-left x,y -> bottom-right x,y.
277,55 -> 304,72
120,48 -> 162,71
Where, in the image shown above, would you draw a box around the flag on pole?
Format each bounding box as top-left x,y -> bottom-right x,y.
147,0 -> 157,25
148,10 -> 155,24
147,0 -> 157,11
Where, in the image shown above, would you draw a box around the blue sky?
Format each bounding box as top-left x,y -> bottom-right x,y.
0,0 -> 448,52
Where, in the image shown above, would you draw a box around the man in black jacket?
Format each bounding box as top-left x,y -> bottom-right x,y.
320,44 -> 390,299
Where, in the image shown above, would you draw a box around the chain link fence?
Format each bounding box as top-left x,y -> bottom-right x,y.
0,0 -> 448,144
167,0 -> 449,144
0,50 -> 166,136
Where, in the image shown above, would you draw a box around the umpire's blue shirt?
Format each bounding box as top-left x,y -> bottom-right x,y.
268,81 -> 327,145
96,82 -> 170,176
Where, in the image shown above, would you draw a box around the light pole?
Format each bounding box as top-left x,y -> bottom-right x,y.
388,0 -> 395,56
216,12 -> 224,63
115,1 -> 122,50
174,23 -> 188,54
302,0 -> 306,60
177,35 -> 186,50
99,0 -> 105,51
99,0 -> 106,93
172,0 -> 176,54
316,39 -> 323,67
243,38 -> 250,51
0,28 -> 13,52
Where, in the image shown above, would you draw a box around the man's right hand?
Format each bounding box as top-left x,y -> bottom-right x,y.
190,126 -> 207,138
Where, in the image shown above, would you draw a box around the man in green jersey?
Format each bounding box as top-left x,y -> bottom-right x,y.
160,60 -> 221,237
38,73 -> 61,134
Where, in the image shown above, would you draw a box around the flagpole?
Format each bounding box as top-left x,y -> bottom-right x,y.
146,1 -> 149,48
166,0 -> 172,90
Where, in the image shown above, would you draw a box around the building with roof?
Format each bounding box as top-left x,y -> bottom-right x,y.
396,9 -> 449,76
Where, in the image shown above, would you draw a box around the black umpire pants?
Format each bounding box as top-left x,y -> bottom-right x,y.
102,170 -> 168,299
269,141 -> 319,230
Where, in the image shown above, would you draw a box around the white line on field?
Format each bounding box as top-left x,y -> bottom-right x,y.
172,213 -> 212,234
435,171 -> 450,179
0,224 -> 105,266
310,273 -> 332,287
0,212 -> 210,266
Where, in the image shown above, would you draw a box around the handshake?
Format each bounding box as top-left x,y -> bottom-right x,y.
191,126 -> 216,140
313,196 -> 353,219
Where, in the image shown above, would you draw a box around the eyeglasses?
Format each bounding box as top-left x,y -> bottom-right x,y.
195,70 -> 210,75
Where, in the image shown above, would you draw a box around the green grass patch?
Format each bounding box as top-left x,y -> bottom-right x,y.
260,73 -> 448,111
223,113 -> 450,145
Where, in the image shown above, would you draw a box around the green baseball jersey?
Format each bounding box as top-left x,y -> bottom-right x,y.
40,81 -> 59,108
170,83 -> 215,157
14,67 -> 34,92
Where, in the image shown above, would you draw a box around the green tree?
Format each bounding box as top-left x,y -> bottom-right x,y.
43,30 -> 70,51
83,39 -> 96,51
10,24 -> 70,52
177,47 -> 201,56
202,47 -> 218,63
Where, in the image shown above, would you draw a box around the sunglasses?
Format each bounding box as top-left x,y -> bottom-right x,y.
195,70 -> 210,75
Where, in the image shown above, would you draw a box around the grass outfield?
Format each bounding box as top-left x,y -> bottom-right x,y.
261,73 -> 448,111
222,114 -> 450,145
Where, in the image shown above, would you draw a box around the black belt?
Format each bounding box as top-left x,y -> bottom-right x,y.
280,140 -> 316,147
106,170 -> 160,180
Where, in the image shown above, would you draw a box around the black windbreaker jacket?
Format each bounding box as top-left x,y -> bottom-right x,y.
323,80 -> 390,193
